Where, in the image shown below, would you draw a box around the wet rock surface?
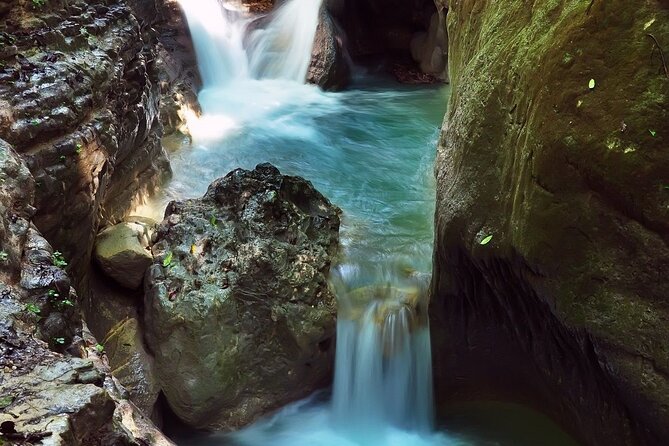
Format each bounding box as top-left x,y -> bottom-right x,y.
0,0 -> 171,285
432,1 -> 669,445
144,163 -> 341,429
0,139 -> 172,445
307,9 -> 351,91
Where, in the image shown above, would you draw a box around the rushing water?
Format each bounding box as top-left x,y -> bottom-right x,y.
155,1 -> 578,445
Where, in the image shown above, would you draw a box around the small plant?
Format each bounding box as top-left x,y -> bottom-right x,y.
209,215 -> 218,228
75,143 -> 83,154
649,129 -> 657,137
31,0 -> 47,8
0,395 -> 14,410
588,78 -> 596,90
162,251 -> 174,268
95,343 -> 104,353
30,118 -> 39,126
52,251 -> 67,268
59,155 -> 66,162
0,251 -> 8,262
53,337 -> 65,345
47,289 -> 59,298
479,235 -> 493,245
25,303 -> 41,315
58,299 -> 74,308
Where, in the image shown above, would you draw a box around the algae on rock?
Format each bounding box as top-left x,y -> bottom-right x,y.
432,1 -> 669,445
144,163 -> 341,430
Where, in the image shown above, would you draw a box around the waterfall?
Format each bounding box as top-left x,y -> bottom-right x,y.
332,286 -> 435,443
177,0 -> 248,86
178,0 -> 323,87
173,2 -> 447,445
176,0 -> 330,141
247,0 -> 322,81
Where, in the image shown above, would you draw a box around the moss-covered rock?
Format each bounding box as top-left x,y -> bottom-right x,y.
144,163 -> 340,430
432,1 -> 669,445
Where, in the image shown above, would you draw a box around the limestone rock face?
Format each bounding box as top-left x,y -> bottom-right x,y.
94,219 -> 155,290
0,0 -> 171,285
0,139 -> 172,445
307,9 -> 351,91
144,163 -> 340,429
432,2 -> 669,446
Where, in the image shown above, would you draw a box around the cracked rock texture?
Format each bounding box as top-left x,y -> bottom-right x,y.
432,1 -> 669,446
0,138 -> 172,445
144,163 -> 340,430
0,0 -> 171,289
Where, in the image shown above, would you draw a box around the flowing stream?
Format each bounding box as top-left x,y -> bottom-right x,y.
153,1 -> 579,445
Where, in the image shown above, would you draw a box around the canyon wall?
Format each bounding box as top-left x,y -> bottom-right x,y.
431,1 -> 669,445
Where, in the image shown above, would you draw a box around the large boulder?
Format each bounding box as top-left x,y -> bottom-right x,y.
307,9 -> 351,91
432,1 -> 669,446
144,163 -> 340,429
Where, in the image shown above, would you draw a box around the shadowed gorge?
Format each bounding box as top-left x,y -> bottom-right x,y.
0,0 -> 666,445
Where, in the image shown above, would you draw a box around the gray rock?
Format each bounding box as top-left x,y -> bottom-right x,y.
307,9 -> 351,91
144,163 -> 340,429
0,137 -> 172,445
94,219 -> 155,290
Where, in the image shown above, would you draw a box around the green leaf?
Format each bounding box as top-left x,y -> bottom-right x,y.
649,129 -> 657,137
0,251 -> 8,262
0,395 -> 14,409
480,235 -> 493,245
54,337 -> 65,345
95,343 -> 104,353
162,251 -> 173,268
52,251 -> 68,268
25,303 -> 40,315
210,215 -> 218,227
588,78 -> 596,89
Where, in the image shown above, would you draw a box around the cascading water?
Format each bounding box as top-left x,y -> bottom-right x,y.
153,2 -> 584,444
167,0 -> 451,446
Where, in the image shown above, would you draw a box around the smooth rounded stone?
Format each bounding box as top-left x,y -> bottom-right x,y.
94,218 -> 156,290
307,9 -> 351,91
144,163 -> 340,430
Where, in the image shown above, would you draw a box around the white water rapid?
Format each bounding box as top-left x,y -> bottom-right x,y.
171,1 -> 457,445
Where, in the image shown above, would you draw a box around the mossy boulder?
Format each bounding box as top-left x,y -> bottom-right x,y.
144,163 -> 340,430
432,1 -> 669,445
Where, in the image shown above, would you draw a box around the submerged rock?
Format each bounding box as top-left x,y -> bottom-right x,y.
144,163 -> 341,429
432,2 -> 669,445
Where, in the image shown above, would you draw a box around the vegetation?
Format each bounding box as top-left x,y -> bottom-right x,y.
52,251 -> 68,268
